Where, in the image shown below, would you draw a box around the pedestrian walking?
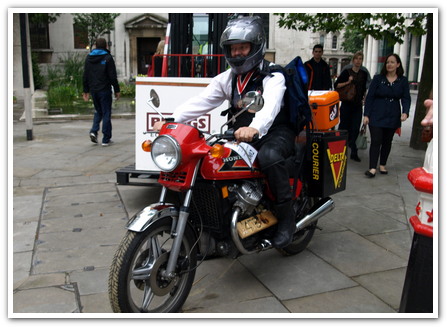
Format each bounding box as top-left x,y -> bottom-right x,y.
335,51 -> 369,162
83,38 -> 121,146
363,53 -> 411,177
305,44 -> 333,90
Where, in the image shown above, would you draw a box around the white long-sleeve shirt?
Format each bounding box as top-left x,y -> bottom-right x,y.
172,63 -> 286,138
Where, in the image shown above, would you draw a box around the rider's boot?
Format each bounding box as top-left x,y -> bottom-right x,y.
272,201 -> 296,248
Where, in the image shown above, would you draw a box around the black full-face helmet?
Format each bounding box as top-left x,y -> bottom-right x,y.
220,16 -> 266,75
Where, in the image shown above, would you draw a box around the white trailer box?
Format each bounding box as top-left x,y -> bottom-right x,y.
135,77 -> 228,171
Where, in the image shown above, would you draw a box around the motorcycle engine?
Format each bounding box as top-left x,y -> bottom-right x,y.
234,180 -> 263,216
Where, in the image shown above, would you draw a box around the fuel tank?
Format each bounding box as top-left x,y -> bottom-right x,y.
200,145 -> 264,180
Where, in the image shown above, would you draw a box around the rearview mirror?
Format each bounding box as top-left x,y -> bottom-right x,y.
149,89 -> 160,108
242,90 -> 264,113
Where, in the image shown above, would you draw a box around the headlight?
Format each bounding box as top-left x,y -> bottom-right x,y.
151,135 -> 181,171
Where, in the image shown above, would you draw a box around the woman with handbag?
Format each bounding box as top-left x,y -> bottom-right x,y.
335,51 -> 369,162
363,53 -> 411,178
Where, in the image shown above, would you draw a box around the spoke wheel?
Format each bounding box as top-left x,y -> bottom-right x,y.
109,217 -> 197,313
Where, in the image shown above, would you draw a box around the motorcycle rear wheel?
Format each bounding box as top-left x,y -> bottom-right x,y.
277,196 -> 319,256
108,217 -> 197,313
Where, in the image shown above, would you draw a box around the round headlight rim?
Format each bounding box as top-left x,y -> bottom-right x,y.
151,134 -> 182,172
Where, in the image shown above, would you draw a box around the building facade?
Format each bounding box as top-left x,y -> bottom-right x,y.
12,12 -> 426,99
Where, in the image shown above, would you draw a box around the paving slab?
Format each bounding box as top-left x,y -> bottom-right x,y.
32,245 -> 118,274
13,252 -> 33,288
13,286 -> 80,313
13,194 -> 43,221
15,273 -> 67,290
41,200 -> 125,220
353,268 -> 407,310
185,296 -> 289,313
13,220 -> 38,252
70,268 -> 110,296
327,205 -> 408,236
36,225 -> 125,251
80,293 -> 114,313
39,213 -> 128,234
183,257 -> 274,312
314,214 -> 348,234
43,190 -> 120,207
365,230 -> 412,260
238,249 -> 357,300
282,286 -> 395,313
308,231 -> 408,277
117,184 -> 162,217
47,183 -> 117,195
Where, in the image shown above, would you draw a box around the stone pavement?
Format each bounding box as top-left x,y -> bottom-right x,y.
10,94 -> 432,317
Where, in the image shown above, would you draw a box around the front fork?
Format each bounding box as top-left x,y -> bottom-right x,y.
161,162 -> 200,279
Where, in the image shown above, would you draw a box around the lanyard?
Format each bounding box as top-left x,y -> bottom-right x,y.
236,71 -> 254,96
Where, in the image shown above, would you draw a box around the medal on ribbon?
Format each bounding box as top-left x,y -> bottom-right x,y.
236,71 -> 254,108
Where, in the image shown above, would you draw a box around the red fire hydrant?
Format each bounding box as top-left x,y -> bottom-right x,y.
399,140 -> 434,313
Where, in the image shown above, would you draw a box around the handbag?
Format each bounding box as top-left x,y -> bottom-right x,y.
356,124 -> 368,150
336,71 -> 356,102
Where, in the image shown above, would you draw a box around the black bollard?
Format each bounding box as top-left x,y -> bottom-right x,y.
399,230 -> 433,313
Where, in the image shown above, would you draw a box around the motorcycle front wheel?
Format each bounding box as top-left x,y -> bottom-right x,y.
108,217 -> 197,313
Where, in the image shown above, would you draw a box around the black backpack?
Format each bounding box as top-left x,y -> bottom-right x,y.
264,58 -> 314,193
265,57 -> 312,134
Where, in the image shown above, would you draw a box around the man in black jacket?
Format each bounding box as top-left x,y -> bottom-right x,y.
83,38 -> 120,146
305,44 -> 332,90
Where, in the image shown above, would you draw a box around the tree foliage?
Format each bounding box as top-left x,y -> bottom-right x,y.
73,13 -> 120,50
28,13 -> 61,24
341,27 -> 364,54
275,13 -> 427,45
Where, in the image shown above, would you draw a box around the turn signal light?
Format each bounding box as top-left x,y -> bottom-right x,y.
210,144 -> 225,158
141,140 -> 153,152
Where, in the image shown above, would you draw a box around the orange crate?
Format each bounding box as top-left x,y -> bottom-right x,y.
308,91 -> 340,130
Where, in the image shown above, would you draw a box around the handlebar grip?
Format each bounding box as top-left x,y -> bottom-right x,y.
251,133 -> 259,142
223,128 -> 235,139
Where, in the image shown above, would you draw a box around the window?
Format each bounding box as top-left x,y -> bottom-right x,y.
377,38 -> 395,73
319,34 -> 325,48
332,35 -> 338,49
29,14 -> 50,49
73,23 -> 88,49
192,14 -> 209,54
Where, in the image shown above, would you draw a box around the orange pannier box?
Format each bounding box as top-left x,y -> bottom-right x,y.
308,90 -> 340,130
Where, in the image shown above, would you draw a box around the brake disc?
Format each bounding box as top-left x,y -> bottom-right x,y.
149,252 -> 177,296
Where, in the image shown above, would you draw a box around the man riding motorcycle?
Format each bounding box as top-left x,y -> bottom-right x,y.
153,16 -> 296,248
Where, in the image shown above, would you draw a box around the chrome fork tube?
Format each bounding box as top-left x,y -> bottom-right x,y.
164,161 -> 201,278
158,186 -> 167,204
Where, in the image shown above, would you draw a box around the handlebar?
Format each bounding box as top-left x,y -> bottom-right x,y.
213,128 -> 259,143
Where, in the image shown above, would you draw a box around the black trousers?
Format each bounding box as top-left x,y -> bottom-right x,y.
253,127 -> 296,205
338,102 -> 363,154
368,125 -> 396,169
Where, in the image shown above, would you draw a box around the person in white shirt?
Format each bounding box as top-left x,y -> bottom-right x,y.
154,16 -> 296,248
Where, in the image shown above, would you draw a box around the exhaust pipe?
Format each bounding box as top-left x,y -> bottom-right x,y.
230,207 -> 259,255
231,197 -> 334,253
295,197 -> 334,232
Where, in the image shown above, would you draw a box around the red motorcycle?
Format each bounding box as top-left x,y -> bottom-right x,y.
108,90 -> 336,313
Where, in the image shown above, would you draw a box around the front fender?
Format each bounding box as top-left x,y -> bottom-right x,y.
126,203 -> 179,232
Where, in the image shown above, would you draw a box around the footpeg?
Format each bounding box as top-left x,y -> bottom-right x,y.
259,239 -> 273,251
